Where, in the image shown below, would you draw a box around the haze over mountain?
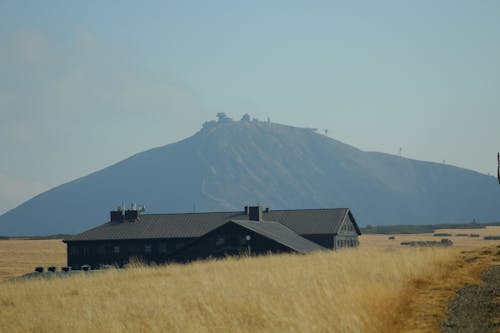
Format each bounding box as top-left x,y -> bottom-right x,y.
1,116 -> 500,236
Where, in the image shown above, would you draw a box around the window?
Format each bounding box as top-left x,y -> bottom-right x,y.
215,235 -> 225,246
144,244 -> 152,254
113,245 -> 120,254
70,246 -> 79,255
159,242 -> 168,254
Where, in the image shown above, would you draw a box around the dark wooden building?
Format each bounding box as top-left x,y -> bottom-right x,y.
63,206 -> 361,269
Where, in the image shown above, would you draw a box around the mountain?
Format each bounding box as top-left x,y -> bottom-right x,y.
1,118 -> 500,236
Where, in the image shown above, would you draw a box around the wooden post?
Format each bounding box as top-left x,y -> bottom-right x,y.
497,152 -> 500,184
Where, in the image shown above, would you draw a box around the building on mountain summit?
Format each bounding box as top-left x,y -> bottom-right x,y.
63,206 -> 361,269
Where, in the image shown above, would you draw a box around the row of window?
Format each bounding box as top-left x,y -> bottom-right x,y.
336,239 -> 358,248
340,222 -> 354,232
70,242 -> 185,256
215,234 -> 251,247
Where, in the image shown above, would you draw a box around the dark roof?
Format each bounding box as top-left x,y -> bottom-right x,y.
65,208 -> 357,242
266,208 -> 352,234
228,220 -> 325,253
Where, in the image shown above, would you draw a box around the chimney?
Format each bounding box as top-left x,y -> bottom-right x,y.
248,206 -> 262,222
110,209 -> 124,222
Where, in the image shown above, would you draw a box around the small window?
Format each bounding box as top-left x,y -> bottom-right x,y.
175,242 -> 184,250
70,246 -> 79,255
159,243 -> 168,253
144,244 -> 152,254
113,246 -> 120,254
215,235 -> 225,246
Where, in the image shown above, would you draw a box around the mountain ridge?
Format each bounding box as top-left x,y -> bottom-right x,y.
1,118 -> 500,236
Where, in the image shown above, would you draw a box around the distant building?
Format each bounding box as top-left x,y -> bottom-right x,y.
63,206 -> 361,269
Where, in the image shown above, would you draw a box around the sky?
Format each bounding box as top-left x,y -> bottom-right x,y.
1,0 -> 499,215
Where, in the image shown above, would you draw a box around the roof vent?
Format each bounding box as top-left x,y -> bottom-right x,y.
124,209 -> 139,221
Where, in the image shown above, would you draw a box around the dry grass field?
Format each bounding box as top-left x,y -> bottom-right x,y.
359,226 -> 500,249
0,230 -> 498,332
0,239 -> 66,282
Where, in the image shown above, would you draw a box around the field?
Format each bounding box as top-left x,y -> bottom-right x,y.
0,230 -> 498,332
360,226 -> 500,249
0,239 -> 66,282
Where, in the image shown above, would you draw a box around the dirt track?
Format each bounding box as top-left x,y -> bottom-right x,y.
442,264 -> 500,333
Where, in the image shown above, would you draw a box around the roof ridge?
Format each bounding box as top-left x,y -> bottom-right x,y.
140,207 -> 348,217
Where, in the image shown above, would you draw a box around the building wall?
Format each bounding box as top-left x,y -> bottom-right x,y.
302,234 -> 334,248
333,215 -> 359,249
66,237 -> 194,268
169,223 -> 293,263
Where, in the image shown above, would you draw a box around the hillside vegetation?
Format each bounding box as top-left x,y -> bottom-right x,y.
2,246 -> 496,333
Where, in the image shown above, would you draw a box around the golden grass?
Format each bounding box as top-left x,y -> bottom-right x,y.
0,234 -> 498,332
0,247 -> 472,333
391,245 -> 498,333
360,226 -> 500,249
0,239 -> 66,282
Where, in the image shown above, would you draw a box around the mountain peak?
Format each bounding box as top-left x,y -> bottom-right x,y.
1,118 -> 499,236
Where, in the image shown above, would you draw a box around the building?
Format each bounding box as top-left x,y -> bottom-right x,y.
63,206 -> 361,269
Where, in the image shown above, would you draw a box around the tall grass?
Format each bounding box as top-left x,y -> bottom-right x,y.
0,247 -> 459,333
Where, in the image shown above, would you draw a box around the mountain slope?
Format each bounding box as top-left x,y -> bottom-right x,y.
1,119 -> 500,235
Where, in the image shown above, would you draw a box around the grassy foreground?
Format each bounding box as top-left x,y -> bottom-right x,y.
0,247 -> 482,333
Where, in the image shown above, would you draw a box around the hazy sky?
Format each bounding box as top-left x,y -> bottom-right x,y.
1,1 -> 499,214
